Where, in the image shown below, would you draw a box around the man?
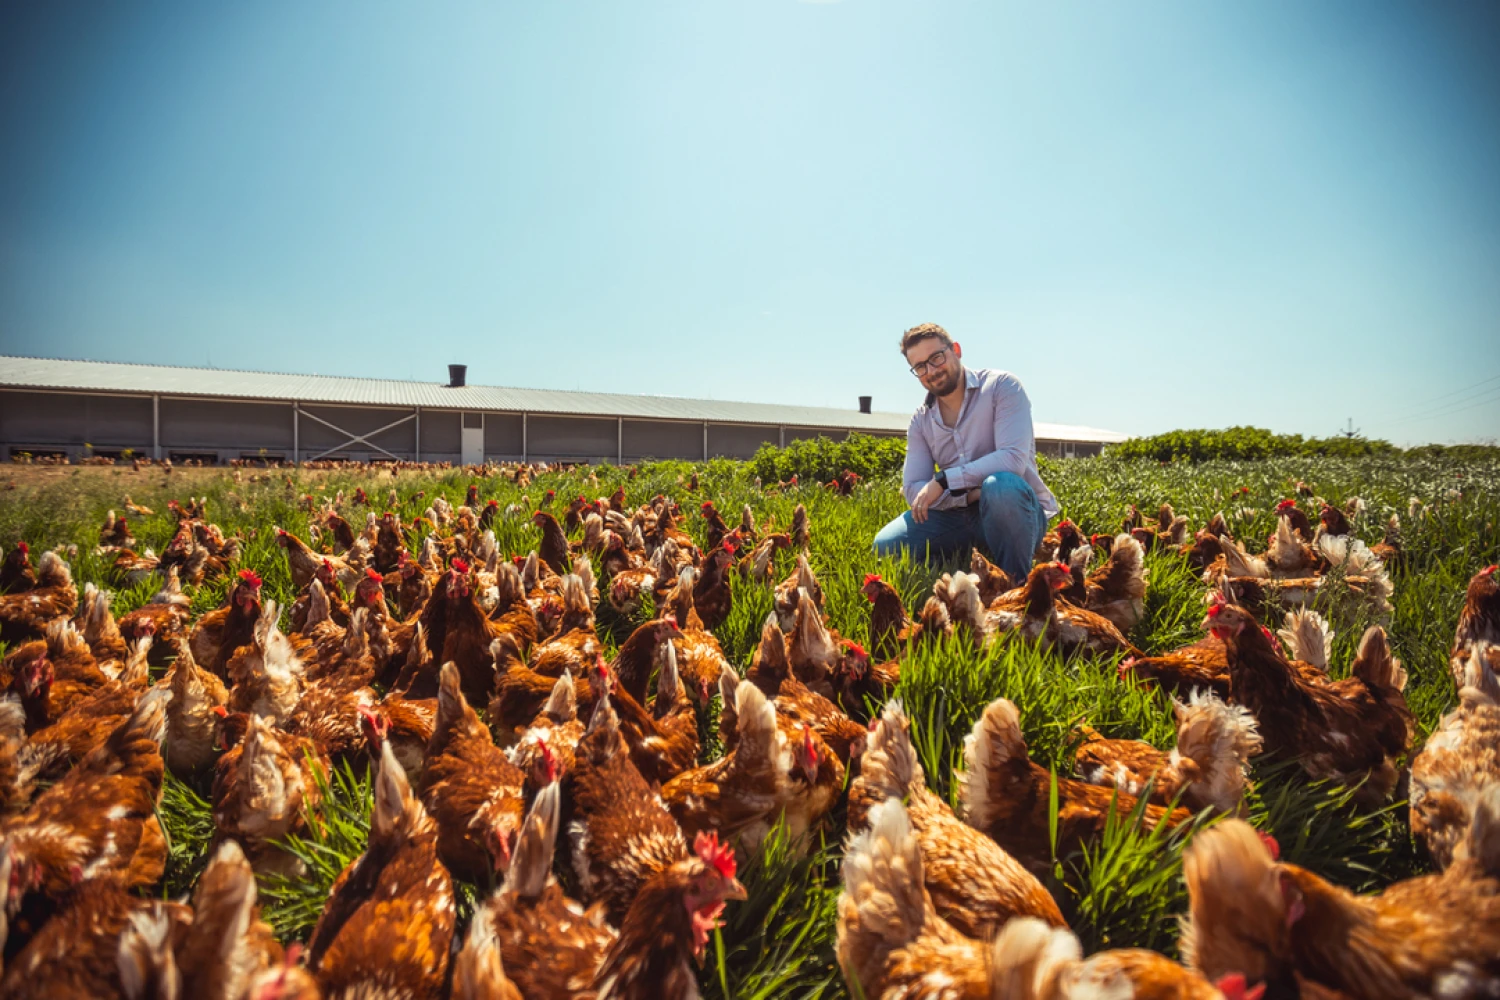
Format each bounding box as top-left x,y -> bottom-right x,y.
873,322 -> 1057,582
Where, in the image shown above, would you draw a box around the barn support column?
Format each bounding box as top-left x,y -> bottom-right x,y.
778,425 -> 785,448
292,402 -> 300,464
617,417 -> 623,464
702,422 -> 709,461
521,413 -> 528,462
414,406 -> 421,462
151,395 -> 160,459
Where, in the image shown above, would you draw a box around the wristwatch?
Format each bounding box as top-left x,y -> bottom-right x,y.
934,470 -> 949,490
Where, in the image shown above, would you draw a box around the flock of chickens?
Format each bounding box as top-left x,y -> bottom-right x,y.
0,473 -> 1496,999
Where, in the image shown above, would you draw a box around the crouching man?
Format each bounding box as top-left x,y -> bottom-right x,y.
873,323 -> 1057,582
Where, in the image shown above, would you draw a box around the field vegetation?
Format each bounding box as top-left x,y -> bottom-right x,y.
2,444 -> 1496,997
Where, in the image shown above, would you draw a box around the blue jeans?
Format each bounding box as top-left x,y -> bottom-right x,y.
873,472 -> 1048,582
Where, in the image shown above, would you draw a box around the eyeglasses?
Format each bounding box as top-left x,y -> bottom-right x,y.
909,348 -> 950,377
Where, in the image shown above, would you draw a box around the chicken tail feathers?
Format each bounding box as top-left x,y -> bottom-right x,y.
837,797 -> 928,994
1173,690 -> 1262,813
861,700 -> 921,805
504,780 -> 560,899
959,697 -> 1028,833
989,916 -> 1081,1000
1465,784 -> 1500,880
1351,626 -> 1407,693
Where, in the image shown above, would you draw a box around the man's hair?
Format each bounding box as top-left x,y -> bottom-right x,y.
899,322 -> 953,357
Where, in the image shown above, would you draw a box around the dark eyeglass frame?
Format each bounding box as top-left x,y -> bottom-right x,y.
909,348 -> 950,377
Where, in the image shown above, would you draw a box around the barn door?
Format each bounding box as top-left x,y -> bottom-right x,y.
461,412 -> 484,465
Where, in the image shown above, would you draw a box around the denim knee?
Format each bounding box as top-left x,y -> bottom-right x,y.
980,472 -> 1032,508
873,514 -> 910,557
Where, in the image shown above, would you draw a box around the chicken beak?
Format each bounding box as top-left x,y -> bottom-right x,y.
724,878 -> 748,902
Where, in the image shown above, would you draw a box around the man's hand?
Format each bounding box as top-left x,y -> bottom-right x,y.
910,479 -> 944,523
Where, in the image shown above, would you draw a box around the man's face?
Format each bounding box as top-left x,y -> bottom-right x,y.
906,337 -> 962,396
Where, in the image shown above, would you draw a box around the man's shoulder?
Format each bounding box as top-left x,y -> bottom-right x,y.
971,368 -> 1025,393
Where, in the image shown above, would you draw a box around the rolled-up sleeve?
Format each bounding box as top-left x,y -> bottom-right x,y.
943,376 -> 1033,490
902,411 -> 934,506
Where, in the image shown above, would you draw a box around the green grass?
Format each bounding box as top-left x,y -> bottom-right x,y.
3,451 -> 1498,997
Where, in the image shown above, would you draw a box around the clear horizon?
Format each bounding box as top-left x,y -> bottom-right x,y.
2,2 -> 1497,445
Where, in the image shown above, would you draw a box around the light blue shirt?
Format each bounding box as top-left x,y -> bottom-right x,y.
901,367 -> 1059,516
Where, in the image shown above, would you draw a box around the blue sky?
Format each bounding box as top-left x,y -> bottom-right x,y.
2,1 -> 1497,444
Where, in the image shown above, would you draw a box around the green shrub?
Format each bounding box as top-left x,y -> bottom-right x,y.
748,433 -> 907,485
1108,427 -> 1401,463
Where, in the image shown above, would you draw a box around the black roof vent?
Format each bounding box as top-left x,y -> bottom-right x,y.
858,395 -> 872,414
448,364 -> 467,388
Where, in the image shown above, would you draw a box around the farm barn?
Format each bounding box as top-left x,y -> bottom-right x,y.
0,355 -> 1126,464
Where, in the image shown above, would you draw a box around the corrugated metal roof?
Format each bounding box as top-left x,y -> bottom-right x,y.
0,355 -> 1129,443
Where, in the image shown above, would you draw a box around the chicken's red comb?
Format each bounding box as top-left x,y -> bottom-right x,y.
212,705 -> 228,718
843,640 -> 868,658
238,569 -> 262,587
1255,831 -> 1281,861
1275,499 -> 1296,511
1052,561 -> 1069,572
545,490 -> 555,497
452,559 -> 470,574
365,568 -> 383,583
1206,601 -> 1227,617
538,738 -> 558,783
693,830 -> 737,880
1482,565 -> 1498,577
1057,519 -> 1074,529
1214,974 -> 1265,1000
17,541 -> 28,555
722,542 -> 737,556
700,501 -> 713,510
863,573 -> 882,587
487,498 -> 499,507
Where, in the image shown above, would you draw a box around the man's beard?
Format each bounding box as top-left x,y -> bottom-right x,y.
926,366 -> 962,397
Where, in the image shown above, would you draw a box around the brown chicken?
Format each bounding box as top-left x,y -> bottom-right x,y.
24,633 -> 152,773
692,541 -> 735,631
774,553 -> 825,632
175,838 -> 286,1000
1082,532 -> 1149,634
663,678 -> 841,858
4,618 -> 115,732
742,617 -> 869,764
1207,602 -> 1412,803
420,661 -> 528,883
437,562 -> 512,707
118,565 -> 193,655
475,782 -> 616,998
452,905 -> 525,1000
1120,634 -> 1232,699
563,694 -> 689,925
959,697 -> 1188,874
0,541 -> 36,595
836,797 -> 1002,1000
1410,641 -> 1500,869
591,830 -> 746,1000
968,548 -> 1014,606
1,691 -> 169,914
613,641 -> 700,786
276,525 -> 365,593
0,550 -> 76,643
1072,690 -> 1263,814
308,741 -> 456,1000
0,882 -> 189,1000
847,700 -> 1065,941
1452,564 -> 1500,681
191,568 -> 265,679
861,573 -> 929,660
1182,809 -> 1500,999
986,563 -> 1140,658
212,711 -> 327,876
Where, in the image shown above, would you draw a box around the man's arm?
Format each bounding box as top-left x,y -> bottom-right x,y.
943,375 -> 1034,491
901,412 -> 935,506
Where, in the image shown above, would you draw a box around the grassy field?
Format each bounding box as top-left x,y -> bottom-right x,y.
2,452 -> 1496,997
